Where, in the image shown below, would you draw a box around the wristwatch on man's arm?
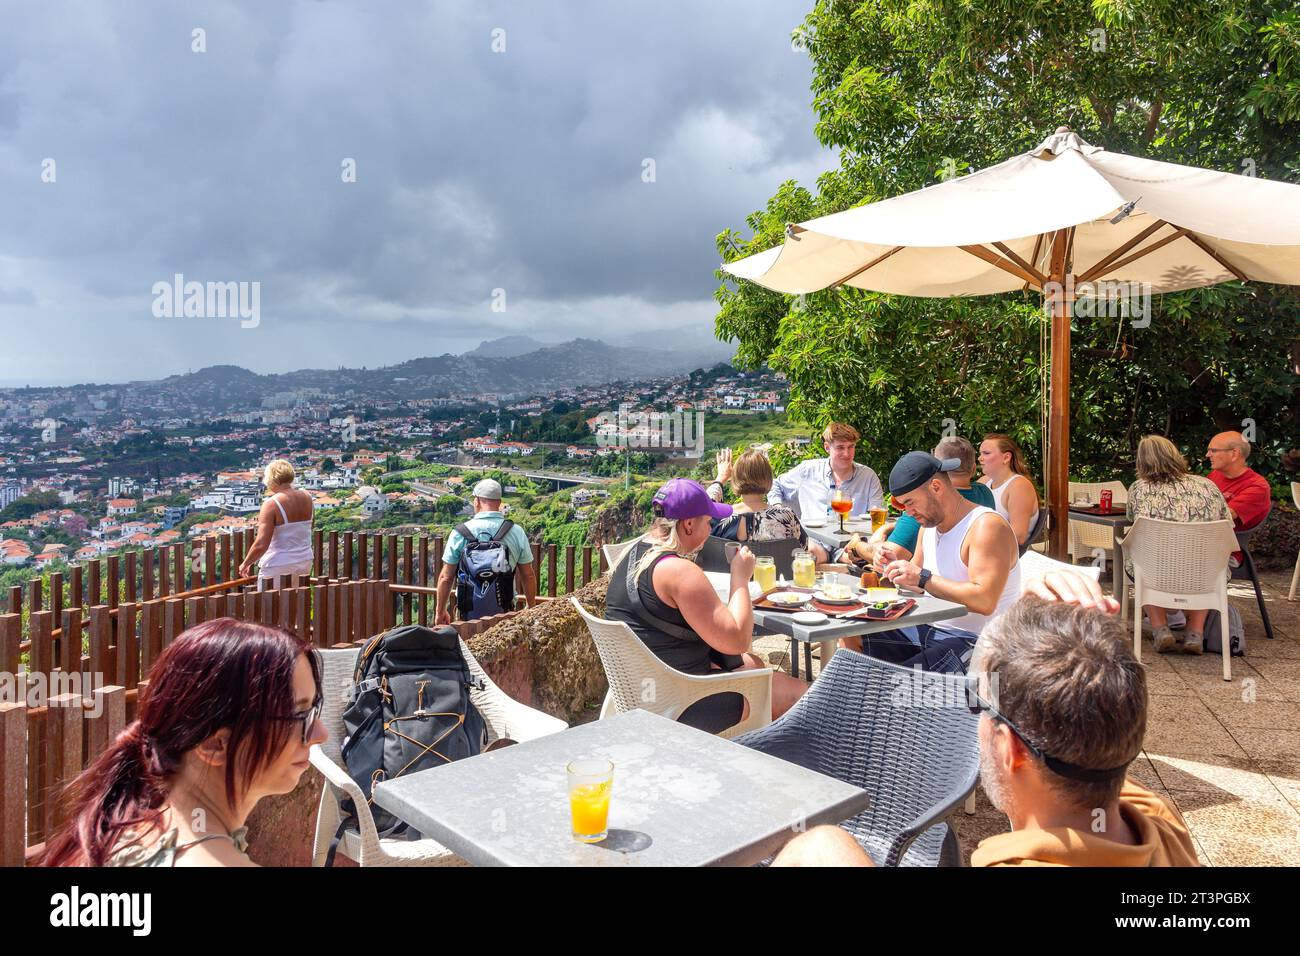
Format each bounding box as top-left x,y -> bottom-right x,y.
917,568 -> 933,592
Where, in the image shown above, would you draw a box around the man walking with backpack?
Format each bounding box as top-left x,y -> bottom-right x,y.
435,478 -> 537,623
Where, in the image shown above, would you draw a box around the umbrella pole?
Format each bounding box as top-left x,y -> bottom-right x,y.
1046,230 -> 1073,560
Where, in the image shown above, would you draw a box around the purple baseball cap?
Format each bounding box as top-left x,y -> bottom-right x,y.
652,478 -> 732,520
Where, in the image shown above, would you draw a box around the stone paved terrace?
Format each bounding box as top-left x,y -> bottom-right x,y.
750,569 -> 1300,866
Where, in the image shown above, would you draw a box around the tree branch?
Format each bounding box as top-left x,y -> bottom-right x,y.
1144,98 -> 1163,145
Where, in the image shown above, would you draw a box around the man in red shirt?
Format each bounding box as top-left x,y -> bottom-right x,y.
1206,431 -> 1272,564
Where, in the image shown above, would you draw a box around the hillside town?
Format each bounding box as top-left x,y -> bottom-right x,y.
0,361 -> 788,576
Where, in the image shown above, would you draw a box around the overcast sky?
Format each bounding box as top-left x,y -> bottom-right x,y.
0,1 -> 836,386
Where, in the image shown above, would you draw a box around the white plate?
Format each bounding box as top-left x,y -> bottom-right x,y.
803,519 -> 826,528
766,590 -> 808,607
813,589 -> 857,605
792,611 -> 828,626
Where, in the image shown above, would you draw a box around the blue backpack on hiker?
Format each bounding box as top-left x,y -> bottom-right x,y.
454,519 -> 517,619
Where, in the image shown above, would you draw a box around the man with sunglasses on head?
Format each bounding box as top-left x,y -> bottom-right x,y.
772,581 -> 1198,867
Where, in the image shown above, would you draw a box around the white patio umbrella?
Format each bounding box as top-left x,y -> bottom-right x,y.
723,126 -> 1300,557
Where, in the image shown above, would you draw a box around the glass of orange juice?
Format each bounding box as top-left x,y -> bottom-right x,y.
567,758 -> 614,843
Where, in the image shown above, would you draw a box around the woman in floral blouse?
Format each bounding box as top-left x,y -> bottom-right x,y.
1126,435 -> 1230,655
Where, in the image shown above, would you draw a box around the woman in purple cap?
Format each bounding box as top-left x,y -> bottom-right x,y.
605,478 -> 807,733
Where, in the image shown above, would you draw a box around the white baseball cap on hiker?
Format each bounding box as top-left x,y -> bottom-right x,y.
472,478 -> 503,500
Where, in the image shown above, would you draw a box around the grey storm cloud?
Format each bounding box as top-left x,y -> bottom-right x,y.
0,0 -> 836,384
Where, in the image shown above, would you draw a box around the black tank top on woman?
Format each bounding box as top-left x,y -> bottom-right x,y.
605,539 -> 717,675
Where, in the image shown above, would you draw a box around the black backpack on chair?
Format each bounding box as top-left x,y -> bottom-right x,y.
326,623 -> 487,865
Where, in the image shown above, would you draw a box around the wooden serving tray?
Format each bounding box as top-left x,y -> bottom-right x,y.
753,587 -> 914,620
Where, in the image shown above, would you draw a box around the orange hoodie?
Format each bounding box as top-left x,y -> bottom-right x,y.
971,780 -> 1200,867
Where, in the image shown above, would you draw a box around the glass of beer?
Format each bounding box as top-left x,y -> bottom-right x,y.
870,506 -> 888,534
830,489 -> 853,534
792,549 -> 816,588
567,758 -> 614,843
753,555 -> 777,592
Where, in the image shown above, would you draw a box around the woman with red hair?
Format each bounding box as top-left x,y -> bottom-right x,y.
41,619 -> 325,867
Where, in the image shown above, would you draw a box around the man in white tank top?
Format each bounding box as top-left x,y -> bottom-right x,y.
842,452 -> 1020,673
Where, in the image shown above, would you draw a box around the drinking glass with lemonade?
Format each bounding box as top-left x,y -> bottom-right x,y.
567,758 -> 614,843
752,555 -> 777,592
792,549 -> 816,588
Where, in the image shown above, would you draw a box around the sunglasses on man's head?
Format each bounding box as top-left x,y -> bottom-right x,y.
963,673 -> 1129,784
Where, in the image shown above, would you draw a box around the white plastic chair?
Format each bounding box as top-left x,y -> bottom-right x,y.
1067,480 -> 1128,563
310,642 -> 568,866
570,597 -> 772,740
1289,482 -> 1299,602
1119,517 -> 1238,681
601,537 -> 639,573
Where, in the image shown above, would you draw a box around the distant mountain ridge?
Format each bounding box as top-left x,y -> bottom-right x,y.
120,335 -> 735,411
464,335 -> 547,358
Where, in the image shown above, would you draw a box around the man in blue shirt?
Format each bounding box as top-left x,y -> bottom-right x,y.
767,422 -> 883,519
435,478 -> 536,623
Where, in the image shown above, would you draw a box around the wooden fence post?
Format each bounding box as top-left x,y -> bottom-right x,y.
0,614 -> 19,677
85,686 -> 126,770
28,611 -> 52,679
0,698 -> 26,867
46,693 -> 83,832
116,604 -> 138,690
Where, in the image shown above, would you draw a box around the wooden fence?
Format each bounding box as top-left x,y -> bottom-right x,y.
1,527 -> 610,865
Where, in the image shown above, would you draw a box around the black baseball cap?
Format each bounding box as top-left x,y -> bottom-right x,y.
889,451 -> 962,496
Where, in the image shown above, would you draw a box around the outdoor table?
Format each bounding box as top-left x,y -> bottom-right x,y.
802,517 -> 874,552
702,571 -> 965,680
752,594 -> 967,680
371,708 -> 871,867
1067,507 -> 1133,618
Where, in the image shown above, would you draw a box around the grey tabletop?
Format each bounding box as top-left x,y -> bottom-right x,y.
371,708 -> 870,867
802,518 -> 874,550
752,592 -> 967,643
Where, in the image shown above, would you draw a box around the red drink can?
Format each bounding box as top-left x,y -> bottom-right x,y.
1100,490 -> 1113,511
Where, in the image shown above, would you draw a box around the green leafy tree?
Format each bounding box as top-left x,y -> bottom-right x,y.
0,491 -> 61,522
716,0 -> 1300,488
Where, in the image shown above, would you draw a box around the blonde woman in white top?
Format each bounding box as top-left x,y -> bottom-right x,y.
239,459 -> 315,588
978,433 -> 1041,547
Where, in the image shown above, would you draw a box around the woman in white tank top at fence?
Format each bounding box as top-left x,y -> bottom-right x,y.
978,433 -> 1041,547
239,459 -> 315,589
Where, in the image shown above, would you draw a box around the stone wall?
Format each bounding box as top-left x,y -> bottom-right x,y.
245,579 -> 612,865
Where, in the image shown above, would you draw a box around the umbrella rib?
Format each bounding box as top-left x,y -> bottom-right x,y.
959,244 -> 1043,288
1077,220 -> 1170,283
1182,233 -> 1249,282
1082,227 -> 1190,281
830,245 -> 905,287
992,242 -> 1048,285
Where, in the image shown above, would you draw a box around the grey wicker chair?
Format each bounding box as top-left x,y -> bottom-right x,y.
736,649 -> 979,866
